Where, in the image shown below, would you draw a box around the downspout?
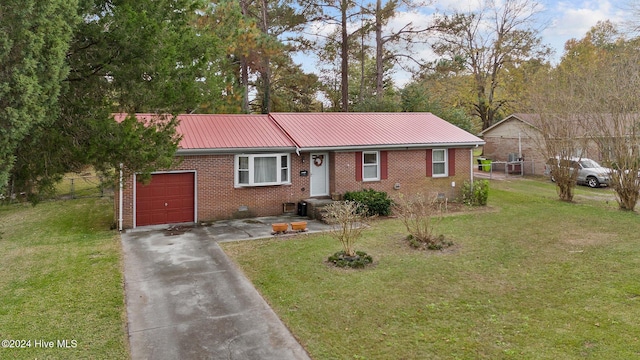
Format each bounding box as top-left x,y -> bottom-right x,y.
118,164 -> 124,231
470,147 -> 475,190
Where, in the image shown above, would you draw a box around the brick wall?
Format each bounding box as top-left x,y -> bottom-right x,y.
484,136 -> 604,176
332,148 -> 471,202
117,154 -> 312,229
483,137 -> 546,175
116,148 -> 474,229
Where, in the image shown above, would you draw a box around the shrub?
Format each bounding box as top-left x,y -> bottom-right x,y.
328,250 -> 373,268
394,193 -> 452,250
407,234 -> 453,250
322,200 -> 369,257
343,188 -> 392,216
461,180 -> 489,206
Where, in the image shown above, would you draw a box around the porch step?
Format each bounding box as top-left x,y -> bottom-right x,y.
304,198 -> 337,222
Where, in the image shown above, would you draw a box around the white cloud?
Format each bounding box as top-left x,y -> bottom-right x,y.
386,10 -> 433,33
293,0 -> 630,89
307,20 -> 338,39
542,0 -> 626,60
431,0 -> 484,12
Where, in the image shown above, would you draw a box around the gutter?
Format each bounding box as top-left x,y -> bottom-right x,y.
297,142 -> 485,152
176,147 -> 298,156
175,142 -> 485,155
470,148 -> 475,188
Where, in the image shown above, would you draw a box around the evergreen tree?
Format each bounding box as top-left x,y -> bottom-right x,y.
0,0 -> 78,194
8,0 -> 216,201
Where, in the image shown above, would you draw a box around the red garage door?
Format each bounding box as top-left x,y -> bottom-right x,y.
136,172 -> 195,227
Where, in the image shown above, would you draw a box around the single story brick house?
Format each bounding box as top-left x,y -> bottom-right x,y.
480,113 -> 609,175
115,112 -> 484,229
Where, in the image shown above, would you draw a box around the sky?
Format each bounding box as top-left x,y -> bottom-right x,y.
539,0 -> 628,58
293,0 -> 632,88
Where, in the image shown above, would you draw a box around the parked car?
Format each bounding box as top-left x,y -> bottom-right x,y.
544,157 -> 611,188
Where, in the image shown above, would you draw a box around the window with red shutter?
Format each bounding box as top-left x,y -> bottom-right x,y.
428,148 -> 449,177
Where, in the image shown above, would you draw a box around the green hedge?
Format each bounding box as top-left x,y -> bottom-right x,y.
343,188 -> 393,216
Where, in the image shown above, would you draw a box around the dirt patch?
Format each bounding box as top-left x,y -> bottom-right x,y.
561,230 -> 617,246
440,202 -> 497,215
382,203 -> 497,220
164,225 -> 193,236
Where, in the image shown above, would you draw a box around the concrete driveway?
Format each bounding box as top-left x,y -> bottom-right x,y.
121,216 -> 326,359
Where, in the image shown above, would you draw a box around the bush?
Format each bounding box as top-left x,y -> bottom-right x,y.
407,234 -> 453,250
322,201 -> 369,257
328,250 -> 373,268
394,193 -> 452,250
343,188 -> 392,216
461,180 -> 489,206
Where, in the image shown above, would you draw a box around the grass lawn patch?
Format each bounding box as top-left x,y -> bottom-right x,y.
0,197 -> 128,359
222,178 -> 640,359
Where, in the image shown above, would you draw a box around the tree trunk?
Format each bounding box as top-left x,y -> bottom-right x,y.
260,0 -> 270,114
359,18 -> 365,104
341,0 -> 349,112
240,0 -> 250,113
375,0 -> 383,101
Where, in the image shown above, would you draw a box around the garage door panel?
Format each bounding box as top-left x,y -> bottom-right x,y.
136,173 -> 195,227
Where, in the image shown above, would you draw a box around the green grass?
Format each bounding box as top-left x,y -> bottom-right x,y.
222,179 -> 640,359
0,198 -> 128,359
55,172 -> 107,199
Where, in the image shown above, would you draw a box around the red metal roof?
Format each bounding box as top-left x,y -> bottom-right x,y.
270,112 -> 483,149
176,114 -> 297,150
114,113 -> 297,150
115,112 -> 483,151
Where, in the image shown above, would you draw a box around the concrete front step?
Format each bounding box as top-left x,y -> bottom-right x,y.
303,198 -> 337,221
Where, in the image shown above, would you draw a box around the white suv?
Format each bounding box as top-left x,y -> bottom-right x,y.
544,157 -> 611,188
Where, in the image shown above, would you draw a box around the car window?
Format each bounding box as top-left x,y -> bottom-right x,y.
580,159 -> 600,168
558,159 -> 578,168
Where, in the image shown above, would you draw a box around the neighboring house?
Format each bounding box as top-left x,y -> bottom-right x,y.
115,112 -> 484,229
480,113 -> 605,176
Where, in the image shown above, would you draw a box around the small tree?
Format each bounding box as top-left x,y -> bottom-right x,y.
581,43 -> 640,211
394,193 -> 451,250
529,68 -> 588,202
532,22 -> 640,209
323,201 -> 369,257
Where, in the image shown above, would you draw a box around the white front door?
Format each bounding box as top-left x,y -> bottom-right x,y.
310,152 -> 329,197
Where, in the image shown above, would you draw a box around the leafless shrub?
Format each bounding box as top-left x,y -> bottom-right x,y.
528,72 -> 589,202
581,46 -> 640,211
322,201 -> 369,257
394,193 -> 450,249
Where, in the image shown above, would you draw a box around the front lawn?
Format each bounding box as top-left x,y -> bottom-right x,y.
0,198 -> 128,359
222,179 -> 640,359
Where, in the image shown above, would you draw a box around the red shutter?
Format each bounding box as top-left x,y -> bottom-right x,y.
448,148 -> 456,176
426,149 -> 433,177
355,151 -> 363,181
380,151 -> 388,180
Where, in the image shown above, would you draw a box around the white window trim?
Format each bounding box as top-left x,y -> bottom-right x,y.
432,149 -> 448,178
235,153 -> 291,187
362,151 -> 380,181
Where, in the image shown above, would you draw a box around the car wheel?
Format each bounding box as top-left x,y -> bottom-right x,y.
586,176 -> 599,188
